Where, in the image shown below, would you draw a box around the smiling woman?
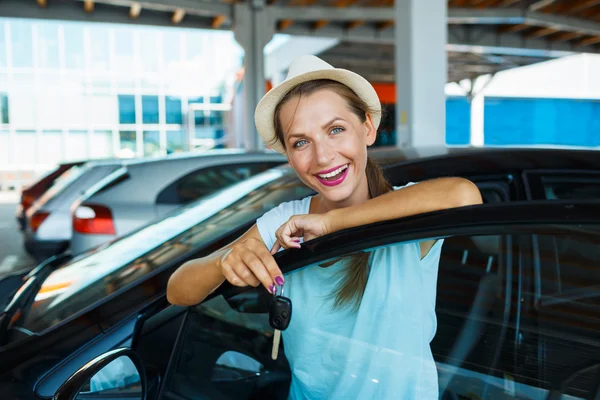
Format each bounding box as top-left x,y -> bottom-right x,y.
167,55 -> 482,400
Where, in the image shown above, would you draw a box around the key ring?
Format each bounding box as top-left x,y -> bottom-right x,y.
273,284 -> 284,297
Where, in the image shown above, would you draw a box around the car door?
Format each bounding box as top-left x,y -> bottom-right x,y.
157,201 -> 600,400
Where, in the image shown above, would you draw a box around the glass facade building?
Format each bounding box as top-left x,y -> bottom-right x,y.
0,17 -> 244,182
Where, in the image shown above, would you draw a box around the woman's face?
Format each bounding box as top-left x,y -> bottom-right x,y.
278,88 -> 376,207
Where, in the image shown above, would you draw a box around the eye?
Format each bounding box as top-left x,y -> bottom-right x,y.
293,139 -> 308,148
330,126 -> 344,135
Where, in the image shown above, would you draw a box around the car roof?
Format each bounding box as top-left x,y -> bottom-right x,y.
120,149 -> 283,167
371,146 -> 600,176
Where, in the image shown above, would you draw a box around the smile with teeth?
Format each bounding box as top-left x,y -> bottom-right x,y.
317,164 -> 348,179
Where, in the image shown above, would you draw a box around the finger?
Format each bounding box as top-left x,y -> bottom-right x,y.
270,241 -> 281,255
221,261 -> 247,287
255,246 -> 283,283
240,251 -> 273,291
281,219 -> 304,249
231,257 -> 261,288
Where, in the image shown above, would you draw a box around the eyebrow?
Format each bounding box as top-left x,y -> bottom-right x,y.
286,117 -> 346,141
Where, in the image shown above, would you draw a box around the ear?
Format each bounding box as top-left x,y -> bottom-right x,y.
364,113 -> 377,147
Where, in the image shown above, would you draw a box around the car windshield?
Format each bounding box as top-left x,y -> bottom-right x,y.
15,166 -> 314,334
34,163 -> 91,206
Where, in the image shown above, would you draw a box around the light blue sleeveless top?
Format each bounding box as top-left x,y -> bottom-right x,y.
256,186 -> 443,400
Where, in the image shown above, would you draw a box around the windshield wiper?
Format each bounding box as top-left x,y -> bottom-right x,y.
0,253 -> 71,345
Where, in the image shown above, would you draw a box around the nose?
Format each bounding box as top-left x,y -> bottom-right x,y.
313,139 -> 336,167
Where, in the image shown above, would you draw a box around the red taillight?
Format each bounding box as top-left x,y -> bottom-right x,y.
22,194 -> 35,211
73,204 -> 116,235
30,211 -> 50,232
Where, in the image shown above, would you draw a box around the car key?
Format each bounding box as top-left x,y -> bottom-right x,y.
269,284 -> 292,360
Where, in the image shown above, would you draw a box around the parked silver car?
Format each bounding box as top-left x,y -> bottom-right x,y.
24,160 -> 124,261
70,150 -> 285,255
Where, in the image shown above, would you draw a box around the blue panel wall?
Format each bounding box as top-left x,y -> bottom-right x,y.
484,97 -> 600,146
446,96 -> 471,145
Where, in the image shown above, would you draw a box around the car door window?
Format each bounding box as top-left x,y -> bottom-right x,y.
517,230 -> 600,399
156,162 -> 282,205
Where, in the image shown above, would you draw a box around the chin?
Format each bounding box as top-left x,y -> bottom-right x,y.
318,185 -> 354,204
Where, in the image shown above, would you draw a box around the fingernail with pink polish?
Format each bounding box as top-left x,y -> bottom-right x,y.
293,239 -> 301,243
269,283 -> 277,294
275,276 -> 284,286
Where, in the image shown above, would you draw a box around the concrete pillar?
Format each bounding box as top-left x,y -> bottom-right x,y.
395,0 -> 447,148
233,1 -> 274,151
469,74 -> 494,147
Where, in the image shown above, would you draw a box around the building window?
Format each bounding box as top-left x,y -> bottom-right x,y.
10,20 -> 34,68
165,97 -> 182,124
118,95 -> 136,124
1,94 -> 8,124
119,130 -> 137,157
166,130 -> 185,154
142,95 -> 159,124
37,23 -> 60,69
0,21 -> 8,69
143,130 -> 160,157
188,97 -> 205,126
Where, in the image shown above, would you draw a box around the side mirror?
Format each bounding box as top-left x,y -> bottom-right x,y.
53,348 -> 146,400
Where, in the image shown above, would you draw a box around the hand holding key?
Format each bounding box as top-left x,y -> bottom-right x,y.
269,283 -> 292,360
219,234 -> 283,294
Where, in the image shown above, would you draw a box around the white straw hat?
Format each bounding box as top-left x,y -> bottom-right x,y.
255,55 -> 381,154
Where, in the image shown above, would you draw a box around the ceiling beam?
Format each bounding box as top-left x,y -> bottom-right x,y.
211,15 -> 226,28
271,7 -> 526,23
0,0 -> 223,30
129,2 -> 142,18
525,27 -> 558,38
278,19 -> 294,30
80,0 -> 232,20
529,0 -> 559,12
347,20 -> 364,30
313,20 -> 330,30
551,31 -> 583,41
284,23 -> 588,57
561,0 -> 600,14
526,12 -> 600,36
577,35 -> 600,46
84,0 -> 94,13
498,24 -> 529,33
171,8 -> 185,23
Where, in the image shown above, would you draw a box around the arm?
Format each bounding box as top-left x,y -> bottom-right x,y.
327,177 -> 482,233
272,178 -> 483,255
167,224 -> 282,306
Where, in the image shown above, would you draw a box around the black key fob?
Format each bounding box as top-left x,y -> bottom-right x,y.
269,296 -> 292,331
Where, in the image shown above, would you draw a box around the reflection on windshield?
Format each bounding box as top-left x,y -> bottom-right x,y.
18,167 -> 313,334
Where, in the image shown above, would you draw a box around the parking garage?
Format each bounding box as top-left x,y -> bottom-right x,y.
0,1 -> 599,399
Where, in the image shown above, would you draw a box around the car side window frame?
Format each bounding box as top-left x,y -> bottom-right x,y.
155,162 -> 283,205
523,169 -> 600,200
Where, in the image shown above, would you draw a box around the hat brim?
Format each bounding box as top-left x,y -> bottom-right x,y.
255,68 -> 382,154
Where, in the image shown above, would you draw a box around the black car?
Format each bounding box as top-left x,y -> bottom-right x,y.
0,148 -> 599,400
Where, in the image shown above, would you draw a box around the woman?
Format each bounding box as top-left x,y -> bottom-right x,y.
167,55 -> 482,399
